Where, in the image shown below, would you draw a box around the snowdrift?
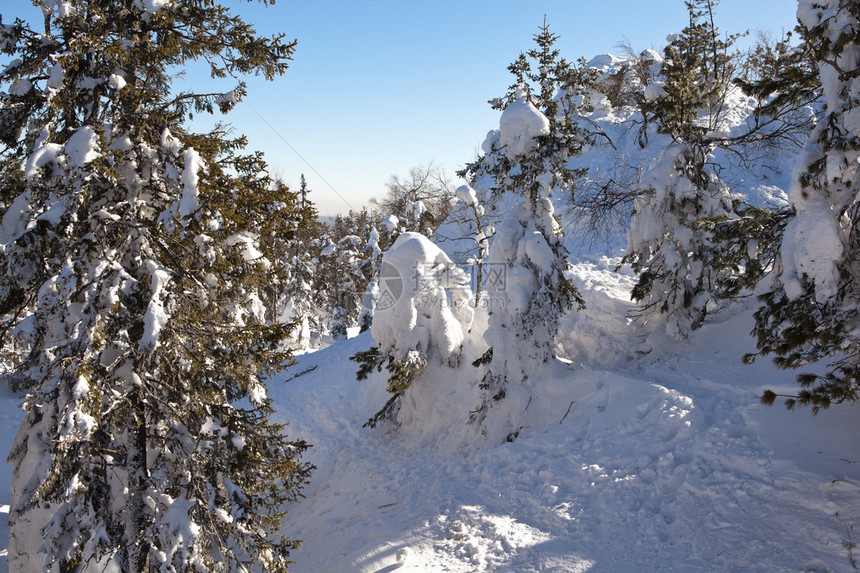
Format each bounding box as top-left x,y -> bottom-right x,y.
268,259 -> 860,571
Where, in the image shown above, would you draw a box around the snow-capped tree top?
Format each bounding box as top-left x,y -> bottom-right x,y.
383,214 -> 400,232
498,95 -> 550,159
455,183 -> 479,206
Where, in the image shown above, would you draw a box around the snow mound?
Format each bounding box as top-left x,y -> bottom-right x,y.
371,232 -> 472,362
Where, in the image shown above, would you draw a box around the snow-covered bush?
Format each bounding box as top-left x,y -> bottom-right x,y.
621,2 -> 744,341
352,232 -> 473,427
623,144 -> 735,340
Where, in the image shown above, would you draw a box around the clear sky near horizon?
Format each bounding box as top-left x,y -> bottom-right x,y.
3,0 -> 800,215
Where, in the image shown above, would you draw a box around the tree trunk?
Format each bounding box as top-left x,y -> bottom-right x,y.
125,390 -> 150,572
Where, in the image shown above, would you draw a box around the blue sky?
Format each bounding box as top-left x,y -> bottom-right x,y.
5,0 -> 799,214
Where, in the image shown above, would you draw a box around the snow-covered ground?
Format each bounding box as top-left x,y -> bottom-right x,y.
0,258 -> 855,572
269,256 -> 860,573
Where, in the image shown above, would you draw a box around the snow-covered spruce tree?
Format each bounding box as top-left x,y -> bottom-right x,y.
462,23 -> 584,427
621,0 -> 739,341
273,175 -> 323,350
623,146 -> 735,340
0,1 -> 312,571
254,177 -> 311,326
316,234 -> 367,340
748,0 -> 860,412
693,31 -> 821,306
358,225 -> 382,332
351,232 -> 473,428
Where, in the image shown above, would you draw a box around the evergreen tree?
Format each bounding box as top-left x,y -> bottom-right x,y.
462,23 -> 585,426
749,0 -> 860,412
621,0 -> 740,340
0,1 -> 312,570
314,234 -> 367,340
274,175 -> 322,350
296,174 -> 320,234
328,236 -> 360,340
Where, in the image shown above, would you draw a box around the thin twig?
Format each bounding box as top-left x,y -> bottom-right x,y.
283,364 -> 318,383
559,401 -> 575,424
521,396 -> 532,414
836,512 -> 858,570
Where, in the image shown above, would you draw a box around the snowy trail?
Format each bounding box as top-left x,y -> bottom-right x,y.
0,311 -> 854,572
270,313 -> 860,572
0,273 -> 855,572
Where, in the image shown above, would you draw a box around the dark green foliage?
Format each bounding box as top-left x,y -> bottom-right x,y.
0,1 -> 312,570
647,1 -> 741,143
471,347 -> 493,368
695,205 -> 793,300
749,283 -> 860,414
747,0 -> 860,413
736,31 -> 819,118
350,346 -> 427,428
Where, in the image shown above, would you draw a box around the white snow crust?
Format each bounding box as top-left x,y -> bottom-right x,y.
64,126 -> 101,168
179,148 -> 204,219
139,260 -> 171,350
